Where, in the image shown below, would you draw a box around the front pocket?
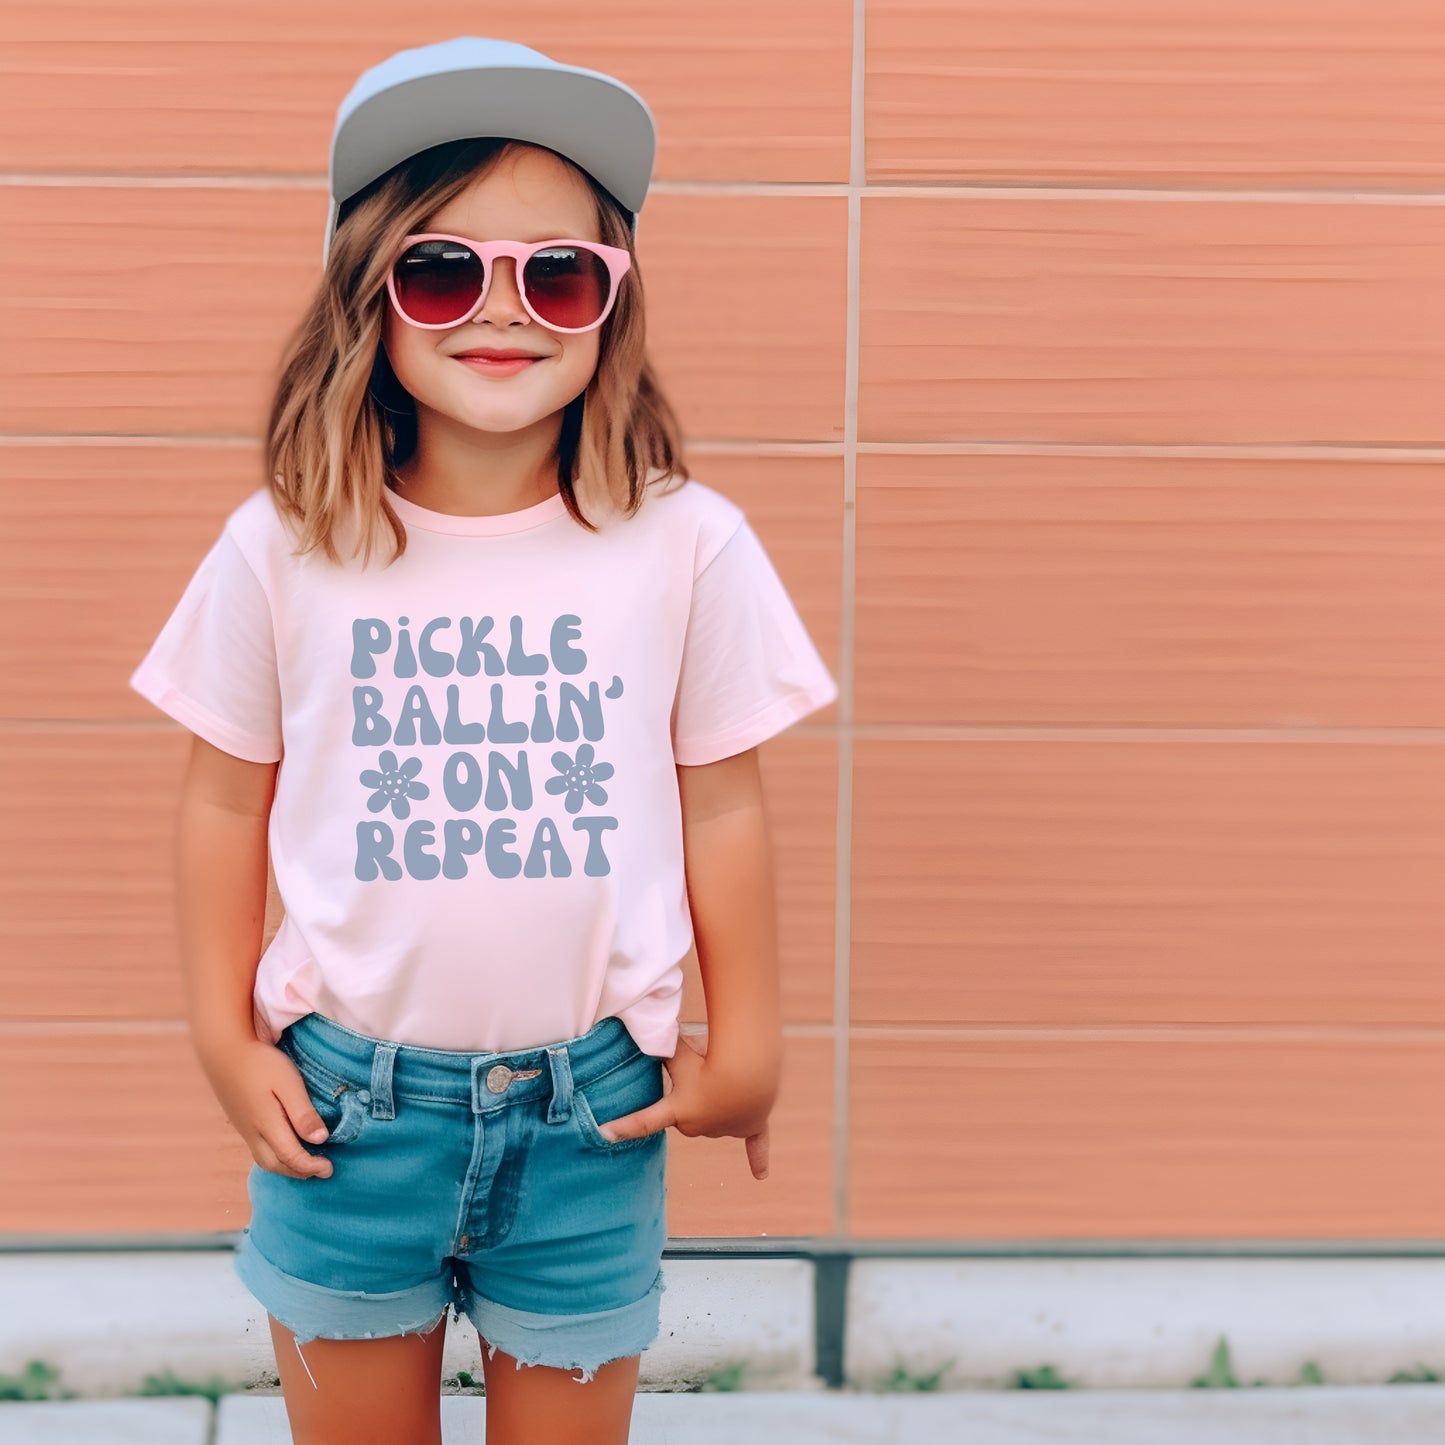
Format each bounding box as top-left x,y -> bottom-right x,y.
284,1042 -> 367,1146
571,1054 -> 666,1154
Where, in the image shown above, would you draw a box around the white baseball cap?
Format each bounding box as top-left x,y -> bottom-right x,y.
324,36 -> 658,267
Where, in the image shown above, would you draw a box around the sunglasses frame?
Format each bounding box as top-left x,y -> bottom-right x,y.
387,233 -> 633,334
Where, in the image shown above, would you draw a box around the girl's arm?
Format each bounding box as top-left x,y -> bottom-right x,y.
676,747 -> 784,1097
175,735 -> 278,1060
173,735 -> 334,1179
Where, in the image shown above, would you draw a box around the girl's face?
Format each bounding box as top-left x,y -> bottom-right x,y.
381,146 -> 605,447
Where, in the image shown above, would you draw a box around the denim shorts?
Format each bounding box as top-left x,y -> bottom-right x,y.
232,1010 -> 669,1384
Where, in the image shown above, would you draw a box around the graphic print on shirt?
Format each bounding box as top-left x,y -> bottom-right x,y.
349,612 -> 622,882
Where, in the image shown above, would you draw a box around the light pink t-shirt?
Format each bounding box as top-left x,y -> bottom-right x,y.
129,473 -> 837,1059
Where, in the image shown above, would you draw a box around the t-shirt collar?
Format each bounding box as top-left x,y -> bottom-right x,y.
385,484 -> 570,536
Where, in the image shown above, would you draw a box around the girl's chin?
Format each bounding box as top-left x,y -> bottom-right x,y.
449,401 -> 557,431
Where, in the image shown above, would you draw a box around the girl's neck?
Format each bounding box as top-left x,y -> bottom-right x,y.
392,428 -> 561,518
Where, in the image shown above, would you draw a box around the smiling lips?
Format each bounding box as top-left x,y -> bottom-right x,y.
454,351 -> 544,376
453,349 -> 543,361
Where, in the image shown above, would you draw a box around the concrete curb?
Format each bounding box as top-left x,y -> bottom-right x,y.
846,1255 -> 1445,1388
0,1251 -> 814,1396
7,1249 -> 1445,1399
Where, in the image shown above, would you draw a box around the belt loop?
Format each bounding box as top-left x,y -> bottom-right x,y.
370,1040 -> 398,1120
545,1045 -> 574,1124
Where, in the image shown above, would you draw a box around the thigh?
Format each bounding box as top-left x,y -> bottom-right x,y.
481,1340 -> 641,1445
269,1308 -> 448,1445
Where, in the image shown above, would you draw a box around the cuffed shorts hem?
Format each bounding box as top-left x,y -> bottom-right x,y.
460,1263 -> 668,1384
232,1228 -> 452,1348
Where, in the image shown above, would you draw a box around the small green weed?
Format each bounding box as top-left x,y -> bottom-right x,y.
1388,1364 -> 1443,1383
442,1369 -> 485,1394
0,1360 -> 78,1402
137,1367 -> 237,1405
1010,1362 -> 1072,1389
698,1360 -> 748,1391
677,1360 -> 749,1393
878,1359 -> 952,1391
1193,1336 -> 1254,1388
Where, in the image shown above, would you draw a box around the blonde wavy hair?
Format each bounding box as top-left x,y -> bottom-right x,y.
264,137 -> 689,567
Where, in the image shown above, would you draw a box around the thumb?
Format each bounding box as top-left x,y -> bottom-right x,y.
284,1087 -> 331,1143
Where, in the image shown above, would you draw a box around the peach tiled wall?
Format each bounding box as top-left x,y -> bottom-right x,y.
5,2 -> 1445,1241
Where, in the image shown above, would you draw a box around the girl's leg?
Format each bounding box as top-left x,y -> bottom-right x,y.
479,1338 -> 641,1445
267,1308 -> 449,1445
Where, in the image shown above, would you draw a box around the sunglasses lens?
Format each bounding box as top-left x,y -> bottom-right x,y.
392,241 -> 485,325
522,246 -> 612,329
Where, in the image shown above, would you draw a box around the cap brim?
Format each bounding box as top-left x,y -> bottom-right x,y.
322,195 -> 340,268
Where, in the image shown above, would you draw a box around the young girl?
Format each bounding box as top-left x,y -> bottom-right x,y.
129,36 -> 837,1445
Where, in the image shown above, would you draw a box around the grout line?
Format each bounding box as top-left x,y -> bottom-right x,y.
10,171 -> 1445,204
659,181 -> 1445,206
22,719 -> 1445,743
833,726 -> 1445,743
832,0 -> 866,1250
846,442 -> 1445,460
8,434 -> 1445,461
699,441 -> 1445,460
0,1019 -> 842,1038
840,1024 -> 1445,1044
9,1021 -> 1445,1042
811,4 -> 867,1379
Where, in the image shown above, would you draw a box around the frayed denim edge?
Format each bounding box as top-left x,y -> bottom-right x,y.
232,1230 -> 452,1368
463,1265 -> 668,1385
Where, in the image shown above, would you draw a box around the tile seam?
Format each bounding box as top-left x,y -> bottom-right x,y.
10,173 -> 1445,204
833,0 -> 865,1248
9,437 -> 1445,461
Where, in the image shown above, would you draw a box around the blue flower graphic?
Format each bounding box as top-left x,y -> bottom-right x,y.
359,749 -> 429,820
544,742 -> 614,814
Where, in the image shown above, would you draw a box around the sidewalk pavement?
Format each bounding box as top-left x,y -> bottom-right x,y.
8,1384 -> 1445,1442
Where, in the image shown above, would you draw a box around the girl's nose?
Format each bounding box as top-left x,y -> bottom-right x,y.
479,257 -> 528,322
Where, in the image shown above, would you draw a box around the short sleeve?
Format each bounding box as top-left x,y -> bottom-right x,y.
128,526 -> 283,764
671,518 -> 838,766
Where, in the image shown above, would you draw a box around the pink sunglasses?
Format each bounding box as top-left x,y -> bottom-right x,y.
387,233 -> 633,334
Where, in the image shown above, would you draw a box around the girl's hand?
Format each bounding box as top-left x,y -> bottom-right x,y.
598,1027 -> 774,1181
195,1035 -> 338,1180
